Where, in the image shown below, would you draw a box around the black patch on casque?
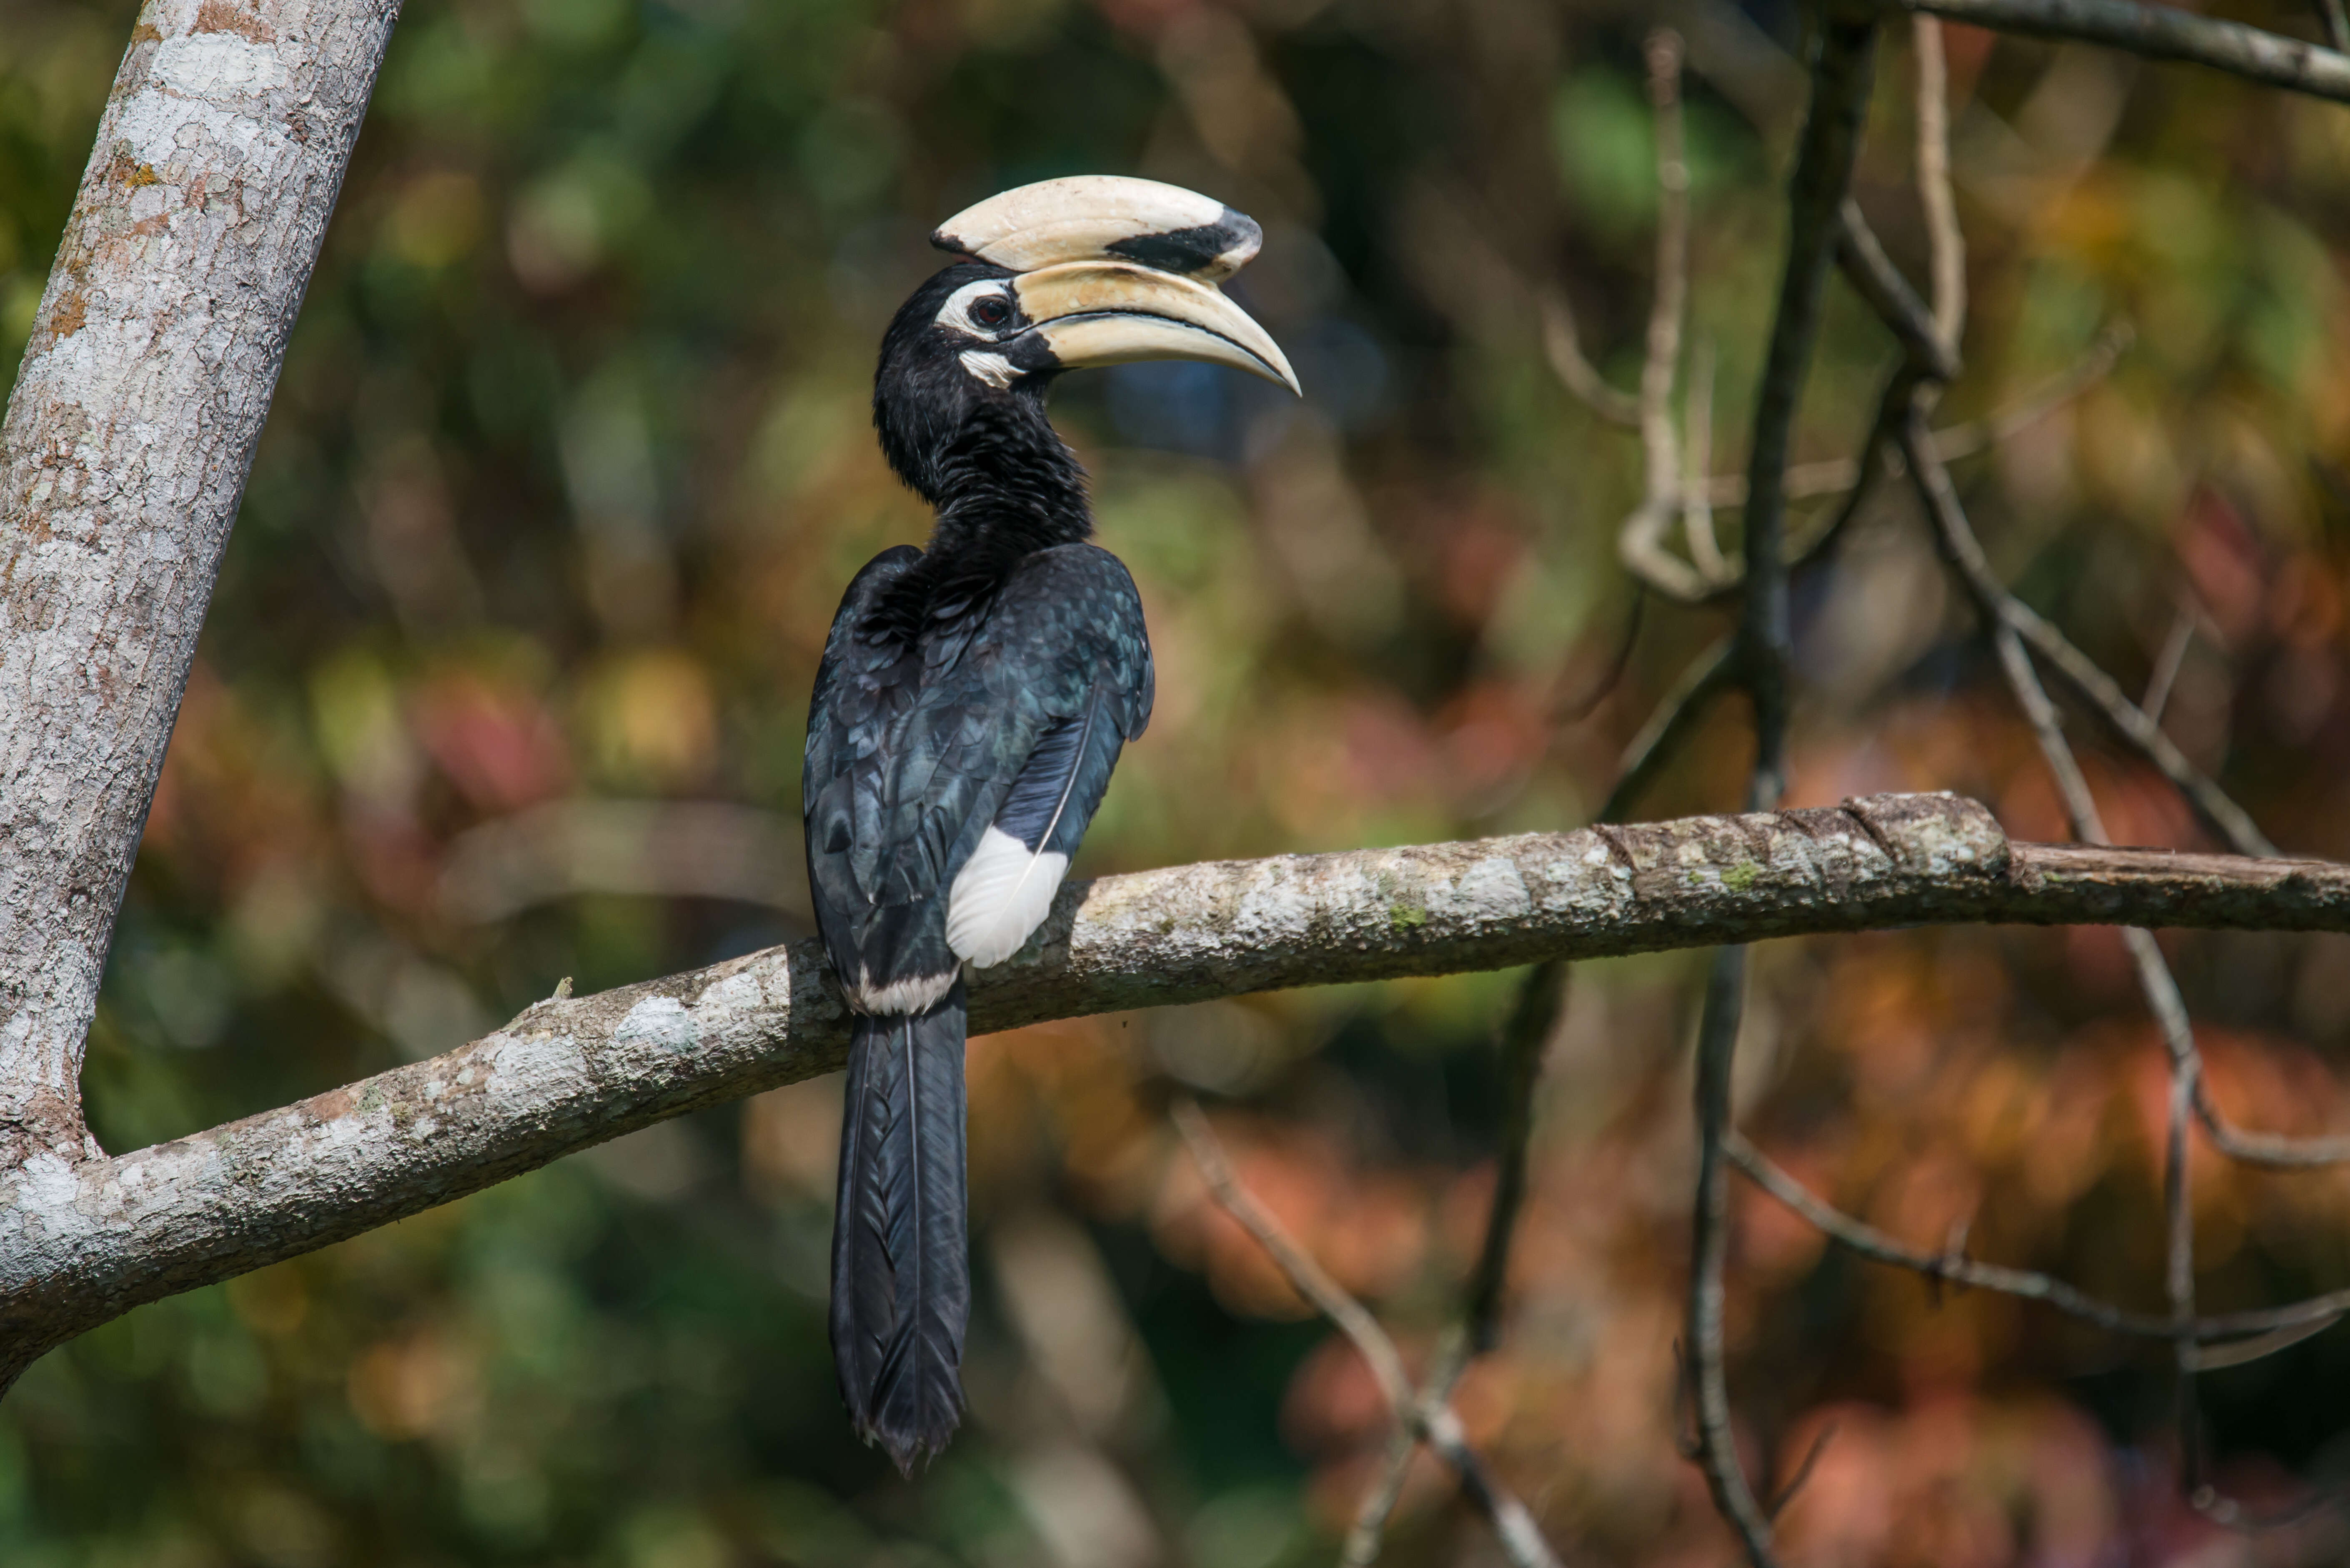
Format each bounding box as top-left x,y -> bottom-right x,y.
1105,210 -> 1260,276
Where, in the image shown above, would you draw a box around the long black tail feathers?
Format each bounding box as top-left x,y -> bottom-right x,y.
830,980 -> 971,1475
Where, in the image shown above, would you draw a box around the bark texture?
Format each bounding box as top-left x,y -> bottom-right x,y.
5,791 -> 2346,1390
0,0 -> 402,1168
1905,0 -> 2350,103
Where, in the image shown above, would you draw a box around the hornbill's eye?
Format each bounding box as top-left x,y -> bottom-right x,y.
969,296 -> 1011,330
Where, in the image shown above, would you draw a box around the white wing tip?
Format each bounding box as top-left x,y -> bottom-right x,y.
947,826 -> 1070,969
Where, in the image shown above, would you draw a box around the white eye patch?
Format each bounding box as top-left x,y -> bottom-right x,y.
935,279 -> 1018,338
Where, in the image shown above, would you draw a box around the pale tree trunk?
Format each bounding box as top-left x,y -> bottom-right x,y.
0,0 -> 401,1170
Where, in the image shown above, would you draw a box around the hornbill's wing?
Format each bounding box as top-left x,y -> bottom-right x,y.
803,543 -> 1152,998
803,545 -> 922,988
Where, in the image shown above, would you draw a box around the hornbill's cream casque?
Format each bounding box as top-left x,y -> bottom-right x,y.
804,177 -> 1298,1470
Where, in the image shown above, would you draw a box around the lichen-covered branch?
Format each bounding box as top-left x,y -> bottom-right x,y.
0,0 -> 404,1172
6,792 -> 2348,1392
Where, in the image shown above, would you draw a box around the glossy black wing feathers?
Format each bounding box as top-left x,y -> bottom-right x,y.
802,542 -> 1151,991
994,676 -> 1128,858
804,546 -> 926,988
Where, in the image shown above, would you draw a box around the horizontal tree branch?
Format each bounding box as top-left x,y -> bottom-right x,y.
1900,0 -> 2350,104
6,791 -> 2349,1390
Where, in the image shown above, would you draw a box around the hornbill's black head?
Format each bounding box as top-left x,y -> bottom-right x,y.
873,176 -> 1300,507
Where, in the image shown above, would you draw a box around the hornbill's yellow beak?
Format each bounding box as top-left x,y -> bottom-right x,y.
1012,261 -> 1300,394
932,175 -> 1301,396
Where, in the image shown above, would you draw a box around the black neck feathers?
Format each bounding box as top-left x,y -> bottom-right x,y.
929,398 -> 1091,556
870,375 -> 1092,645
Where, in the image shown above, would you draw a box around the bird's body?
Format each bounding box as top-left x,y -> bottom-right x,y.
802,178 -> 1293,1472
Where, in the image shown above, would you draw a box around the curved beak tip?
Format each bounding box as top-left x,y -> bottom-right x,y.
1012,260 -> 1300,400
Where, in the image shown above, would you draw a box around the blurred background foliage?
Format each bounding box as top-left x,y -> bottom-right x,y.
9,0 -> 2350,1558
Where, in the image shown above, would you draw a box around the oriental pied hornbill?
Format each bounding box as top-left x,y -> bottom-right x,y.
804,177 -> 1299,1471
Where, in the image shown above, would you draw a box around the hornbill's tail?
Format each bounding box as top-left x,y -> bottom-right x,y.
830,980 -> 970,1473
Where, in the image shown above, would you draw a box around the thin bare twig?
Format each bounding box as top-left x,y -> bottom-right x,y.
1835,201 -> 1959,382
1553,590 -> 1648,723
2111,855 -> 2350,1169
1691,326 -> 2131,512
1687,946 -> 1775,1560
1899,407 -> 2277,858
1735,7 -> 1875,803
1643,29 -> 1694,525
2165,982 -> 2201,1493
1790,48 -> 1965,595
2322,0 -> 2350,55
1599,634 -> 1736,825
1344,1420 -> 1425,1568
1783,188 -> 1958,606
1645,32 -> 1701,515
1539,292 -> 1642,428
1584,300 -> 2124,605
1539,27 -> 1694,466
2012,602 -> 2280,858
1776,366 -> 1922,582
1468,965 -> 1564,1348
2186,1316 -> 2341,1371
1684,340 -> 1728,581
2194,1096 -> 2350,1168
1173,1099 -> 1411,1405
1344,963 -> 1566,1565
1620,30 -> 1725,606
1623,500 -> 1715,604
1873,265 -> 2342,1171
2141,603 -> 2195,725
1726,1132 -> 2350,1343
1914,15 -> 1966,353
2046,614 -> 2336,1523
1897,407 -> 2350,1528
1683,15 -> 1882,1560
1173,1101 -> 1566,1568
1764,1421 -> 1838,1520
1992,608 -> 2219,1510
1991,612 -> 2107,842
1901,0 -> 2350,106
